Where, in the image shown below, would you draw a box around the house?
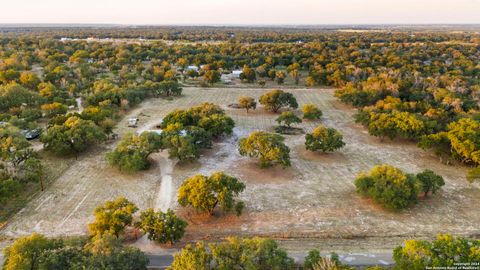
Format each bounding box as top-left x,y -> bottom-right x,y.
232,70 -> 243,78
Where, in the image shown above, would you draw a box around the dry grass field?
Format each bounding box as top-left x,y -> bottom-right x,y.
1,86 -> 479,251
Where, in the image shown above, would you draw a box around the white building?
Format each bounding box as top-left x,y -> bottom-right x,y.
186,65 -> 199,72
232,70 -> 243,78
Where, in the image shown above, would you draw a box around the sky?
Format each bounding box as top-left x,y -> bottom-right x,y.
2,0 -> 480,25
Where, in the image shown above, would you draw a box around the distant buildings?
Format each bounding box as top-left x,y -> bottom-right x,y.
186,65 -> 199,72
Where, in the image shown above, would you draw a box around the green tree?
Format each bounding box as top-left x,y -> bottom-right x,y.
20,108 -> 42,122
186,69 -> 199,80
0,83 -> 41,112
37,246 -> 87,270
178,172 -> 245,216
204,70 -> 221,85
198,114 -> 235,138
40,102 -> 67,118
259,89 -> 298,113
416,169 -> 445,197
41,116 -> 106,157
240,66 -> 256,83
69,50 -> 90,63
210,237 -> 295,270
267,69 -> 276,80
290,69 -> 300,85
88,197 -> 138,238
0,69 -> 20,84
107,132 -> 163,173
169,237 -> 295,270
83,234 -> 149,270
445,118 -> 480,164
275,71 -> 286,84
305,125 -> 346,153
466,167 -> 480,183
19,72 -> 41,90
0,128 -> 44,195
238,96 -> 257,113
3,233 -> 61,270
163,132 -> 199,162
303,104 -> 323,120
393,234 -> 480,270
304,249 -> 322,270
4,233 -> 149,270
366,112 -> 399,140
168,242 -> 212,270
239,131 -> 291,168
276,111 -> 302,127
354,165 -> 420,210
137,209 -> 188,244
159,103 -> 234,161
158,80 -> 182,96
367,111 -> 425,140
420,118 -> 480,176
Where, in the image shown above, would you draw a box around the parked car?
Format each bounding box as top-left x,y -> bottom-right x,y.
21,129 -> 41,140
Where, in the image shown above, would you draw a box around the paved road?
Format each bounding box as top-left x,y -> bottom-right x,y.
344,252 -> 394,266
146,252 -> 394,269
147,254 -> 174,269
0,251 -> 392,269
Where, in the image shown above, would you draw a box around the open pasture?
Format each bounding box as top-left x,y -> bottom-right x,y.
2,86 -> 478,251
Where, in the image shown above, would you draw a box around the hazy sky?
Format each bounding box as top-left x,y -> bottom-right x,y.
2,0 -> 480,25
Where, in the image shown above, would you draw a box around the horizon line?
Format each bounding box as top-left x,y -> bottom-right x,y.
1,23 -> 480,28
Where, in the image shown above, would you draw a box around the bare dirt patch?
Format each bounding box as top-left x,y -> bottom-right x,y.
296,145 -> 347,163
230,160 -> 301,184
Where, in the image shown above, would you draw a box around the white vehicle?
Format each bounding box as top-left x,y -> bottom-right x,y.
127,118 -> 139,127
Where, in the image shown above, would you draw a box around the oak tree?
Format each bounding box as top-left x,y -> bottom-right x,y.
239,131 -> 291,168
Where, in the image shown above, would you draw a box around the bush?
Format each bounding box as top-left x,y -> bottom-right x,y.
305,125 -> 345,153
303,104 -> 323,120
276,111 -> 302,127
354,165 -> 420,210
20,108 -> 42,122
238,96 -> 257,112
41,102 -> 68,118
137,209 -> 187,244
416,169 -> 445,197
